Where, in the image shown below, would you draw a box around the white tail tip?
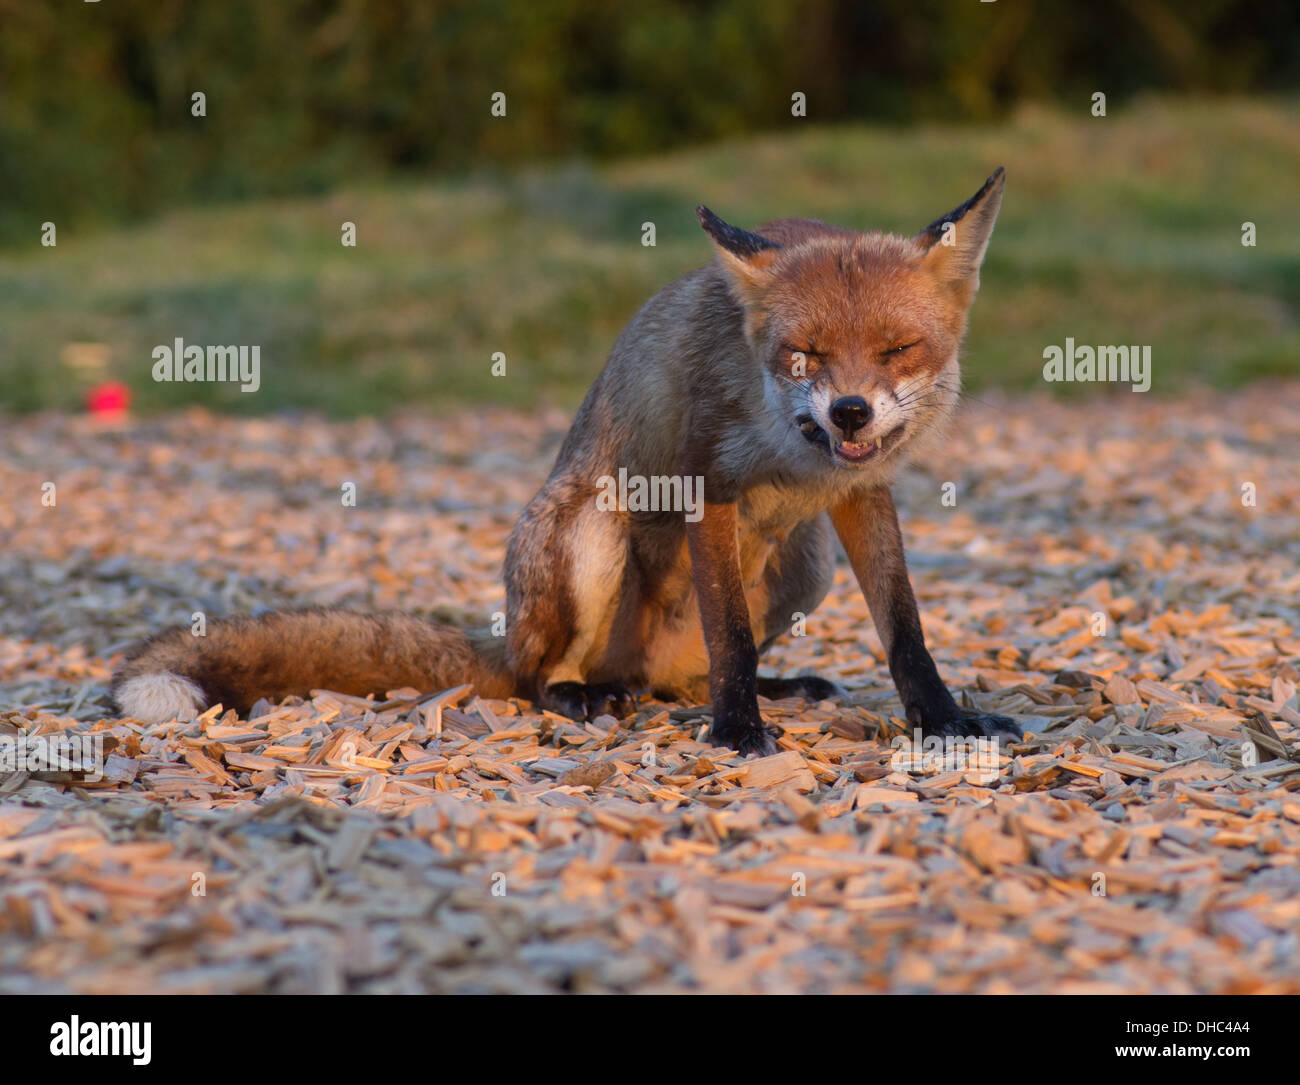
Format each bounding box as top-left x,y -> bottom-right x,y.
115,672 -> 206,724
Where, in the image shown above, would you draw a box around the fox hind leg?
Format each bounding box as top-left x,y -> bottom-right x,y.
508,494 -> 635,720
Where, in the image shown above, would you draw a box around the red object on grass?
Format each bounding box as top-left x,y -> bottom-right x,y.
87,381 -> 131,415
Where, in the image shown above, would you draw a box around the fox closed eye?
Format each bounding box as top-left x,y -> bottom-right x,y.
881,339 -> 922,358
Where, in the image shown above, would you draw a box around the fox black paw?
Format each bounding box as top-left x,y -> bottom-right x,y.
757,675 -> 845,702
541,680 -> 636,721
710,718 -> 781,758
924,711 -> 1022,742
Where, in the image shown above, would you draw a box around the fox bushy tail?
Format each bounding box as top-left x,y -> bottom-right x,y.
111,609 -> 515,724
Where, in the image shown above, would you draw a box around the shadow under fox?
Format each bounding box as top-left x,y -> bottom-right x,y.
114,169 -> 1021,756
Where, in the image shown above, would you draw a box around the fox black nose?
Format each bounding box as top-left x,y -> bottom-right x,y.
829,396 -> 871,438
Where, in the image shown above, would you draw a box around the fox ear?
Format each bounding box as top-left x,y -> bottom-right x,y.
697,205 -> 781,302
915,168 -> 1005,301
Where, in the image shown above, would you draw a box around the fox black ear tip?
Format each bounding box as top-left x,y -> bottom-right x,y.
695,204 -> 714,225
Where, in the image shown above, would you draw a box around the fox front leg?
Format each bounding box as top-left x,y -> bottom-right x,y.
830,486 -> 1022,743
686,499 -> 780,758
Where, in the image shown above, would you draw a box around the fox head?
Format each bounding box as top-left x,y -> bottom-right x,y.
697,169 -> 1004,472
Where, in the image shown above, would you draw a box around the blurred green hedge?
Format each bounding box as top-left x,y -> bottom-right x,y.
2,0 -> 1297,247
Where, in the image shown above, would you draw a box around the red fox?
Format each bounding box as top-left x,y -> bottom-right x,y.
113,169 -> 1020,757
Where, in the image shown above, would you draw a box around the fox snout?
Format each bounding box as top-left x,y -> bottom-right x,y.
797,384 -> 916,467
828,395 -> 871,438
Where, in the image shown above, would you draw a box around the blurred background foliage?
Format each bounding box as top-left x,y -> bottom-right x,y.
4,0 -> 1297,246
0,0 -> 1296,410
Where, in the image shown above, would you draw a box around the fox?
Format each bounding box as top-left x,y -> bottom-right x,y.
113,168 -> 1020,757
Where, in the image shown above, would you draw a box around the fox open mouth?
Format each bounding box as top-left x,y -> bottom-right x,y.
797,416 -> 904,464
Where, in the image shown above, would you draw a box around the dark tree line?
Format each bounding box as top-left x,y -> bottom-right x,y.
2,0 -> 1296,245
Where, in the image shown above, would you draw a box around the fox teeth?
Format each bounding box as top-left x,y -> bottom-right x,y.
874,436 -> 883,450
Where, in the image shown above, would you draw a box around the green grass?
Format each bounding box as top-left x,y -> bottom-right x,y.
1,96 -> 1297,415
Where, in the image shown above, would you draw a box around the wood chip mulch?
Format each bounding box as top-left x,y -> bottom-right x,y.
1,384 -> 1298,993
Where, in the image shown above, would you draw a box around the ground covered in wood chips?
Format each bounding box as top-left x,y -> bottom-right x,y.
2,385 -> 1299,994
